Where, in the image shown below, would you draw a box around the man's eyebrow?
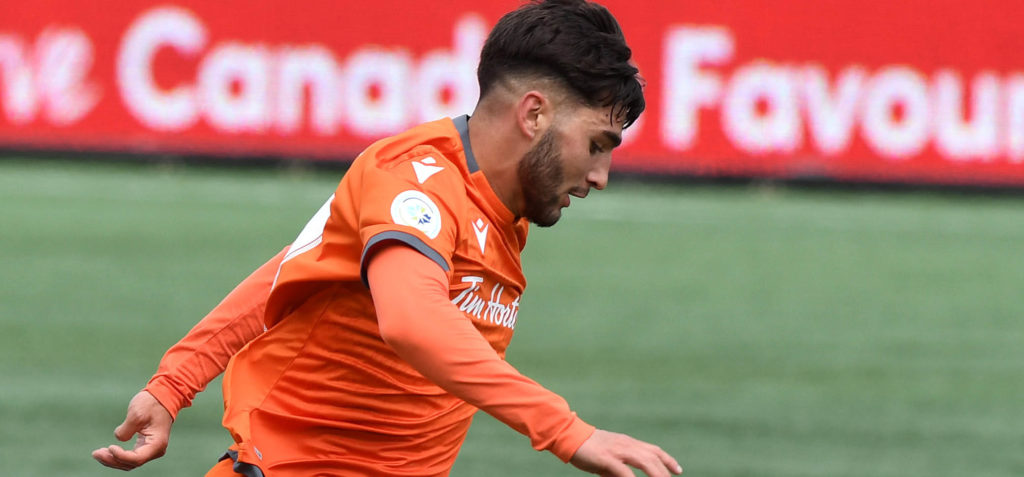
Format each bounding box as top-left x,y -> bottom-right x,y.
602,130 -> 623,148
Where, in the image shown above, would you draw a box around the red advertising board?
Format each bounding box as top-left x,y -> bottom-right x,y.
4,1 -> 1024,185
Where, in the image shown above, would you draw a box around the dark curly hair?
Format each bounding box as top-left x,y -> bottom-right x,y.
477,0 -> 645,128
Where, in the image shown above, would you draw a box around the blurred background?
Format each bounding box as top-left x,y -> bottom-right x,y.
2,1 -> 1022,476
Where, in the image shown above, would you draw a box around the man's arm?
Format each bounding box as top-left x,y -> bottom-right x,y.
92,247 -> 286,471
144,246 -> 287,417
367,244 -> 682,477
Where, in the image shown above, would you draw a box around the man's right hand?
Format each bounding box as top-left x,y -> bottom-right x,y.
570,429 -> 682,477
91,390 -> 173,471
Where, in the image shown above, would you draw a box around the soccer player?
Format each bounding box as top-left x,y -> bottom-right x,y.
93,1 -> 681,475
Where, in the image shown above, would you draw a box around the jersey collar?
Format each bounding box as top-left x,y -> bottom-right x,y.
452,115 -> 479,174
452,114 -> 517,226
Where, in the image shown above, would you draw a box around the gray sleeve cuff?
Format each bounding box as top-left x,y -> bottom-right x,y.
360,230 -> 451,287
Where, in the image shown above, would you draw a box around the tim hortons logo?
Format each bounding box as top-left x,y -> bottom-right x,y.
450,276 -> 519,330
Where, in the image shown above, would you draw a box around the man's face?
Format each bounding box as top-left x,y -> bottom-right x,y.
518,104 -> 623,227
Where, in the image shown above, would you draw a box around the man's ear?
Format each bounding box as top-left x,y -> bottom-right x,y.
516,90 -> 551,140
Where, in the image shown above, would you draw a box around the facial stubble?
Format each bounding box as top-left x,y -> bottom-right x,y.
517,128 -> 565,227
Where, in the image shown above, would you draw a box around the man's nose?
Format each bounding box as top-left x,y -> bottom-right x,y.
587,158 -> 610,191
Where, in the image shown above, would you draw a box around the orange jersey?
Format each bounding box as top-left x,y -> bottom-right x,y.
188,116 -> 594,476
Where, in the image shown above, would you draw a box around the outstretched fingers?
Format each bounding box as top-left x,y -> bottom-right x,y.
570,429 -> 682,477
653,444 -> 683,475
621,443 -> 680,477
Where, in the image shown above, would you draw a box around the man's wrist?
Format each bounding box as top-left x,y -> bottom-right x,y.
548,415 -> 597,463
142,379 -> 186,421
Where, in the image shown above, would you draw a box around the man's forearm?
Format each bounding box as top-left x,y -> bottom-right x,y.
368,245 -> 595,462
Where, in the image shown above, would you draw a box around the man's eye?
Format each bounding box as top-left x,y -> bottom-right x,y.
590,141 -> 603,155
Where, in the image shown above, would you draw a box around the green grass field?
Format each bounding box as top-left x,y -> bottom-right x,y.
1,158 -> 1022,477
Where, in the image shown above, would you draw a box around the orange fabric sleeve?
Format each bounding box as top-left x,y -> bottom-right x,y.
367,245 -> 596,463
144,247 -> 286,419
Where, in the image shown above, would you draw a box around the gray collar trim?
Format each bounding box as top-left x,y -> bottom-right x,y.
453,115 -> 479,173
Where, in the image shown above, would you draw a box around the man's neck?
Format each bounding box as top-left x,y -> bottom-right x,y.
466,113 -> 524,218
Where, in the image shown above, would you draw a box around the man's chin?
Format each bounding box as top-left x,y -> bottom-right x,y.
528,207 -> 562,227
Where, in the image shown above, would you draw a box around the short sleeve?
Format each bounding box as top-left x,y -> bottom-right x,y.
357,150 -> 465,285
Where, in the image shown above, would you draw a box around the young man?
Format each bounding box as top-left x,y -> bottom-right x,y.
93,1 -> 681,475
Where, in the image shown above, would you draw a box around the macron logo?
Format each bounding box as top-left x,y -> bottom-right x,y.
473,218 -> 489,254
412,157 -> 444,184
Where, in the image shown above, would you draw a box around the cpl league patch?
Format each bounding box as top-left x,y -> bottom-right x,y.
390,190 -> 442,239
